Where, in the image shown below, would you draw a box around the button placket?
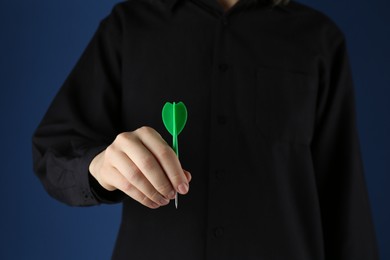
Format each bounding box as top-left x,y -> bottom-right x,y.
205,8 -> 233,257
222,15 -> 228,26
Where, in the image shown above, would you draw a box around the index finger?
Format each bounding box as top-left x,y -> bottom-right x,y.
135,127 -> 189,195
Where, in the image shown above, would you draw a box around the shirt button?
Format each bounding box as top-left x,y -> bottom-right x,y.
218,63 -> 228,72
217,115 -> 227,125
214,227 -> 224,238
215,169 -> 224,180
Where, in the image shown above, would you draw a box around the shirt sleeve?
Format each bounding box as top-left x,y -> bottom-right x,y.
310,29 -> 379,259
32,4 -> 127,206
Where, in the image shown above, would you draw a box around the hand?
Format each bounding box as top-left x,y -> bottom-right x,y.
89,126 -> 191,209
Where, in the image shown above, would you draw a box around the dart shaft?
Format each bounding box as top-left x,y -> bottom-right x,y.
172,104 -> 179,209
173,135 -> 179,209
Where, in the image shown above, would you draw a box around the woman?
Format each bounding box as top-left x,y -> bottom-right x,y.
32,0 -> 379,259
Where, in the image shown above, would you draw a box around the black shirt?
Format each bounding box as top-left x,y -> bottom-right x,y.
32,0 -> 379,259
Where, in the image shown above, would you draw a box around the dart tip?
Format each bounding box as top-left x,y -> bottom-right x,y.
175,194 -> 178,209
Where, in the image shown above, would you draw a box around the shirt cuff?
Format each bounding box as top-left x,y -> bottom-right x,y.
88,171 -> 127,204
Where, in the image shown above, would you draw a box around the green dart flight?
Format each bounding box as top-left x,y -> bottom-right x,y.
162,101 -> 188,209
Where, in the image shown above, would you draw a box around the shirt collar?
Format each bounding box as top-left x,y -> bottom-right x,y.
275,4 -> 292,14
162,0 -> 181,11
162,0 -> 292,14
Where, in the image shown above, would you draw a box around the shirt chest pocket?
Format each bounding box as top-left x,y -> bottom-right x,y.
255,66 -> 318,145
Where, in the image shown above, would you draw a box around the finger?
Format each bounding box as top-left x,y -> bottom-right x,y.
122,130 -> 177,199
136,127 -> 189,195
183,170 -> 192,182
111,151 -> 172,206
105,166 -> 161,209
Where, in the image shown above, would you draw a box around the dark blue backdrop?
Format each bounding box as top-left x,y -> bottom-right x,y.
1,0 -> 388,259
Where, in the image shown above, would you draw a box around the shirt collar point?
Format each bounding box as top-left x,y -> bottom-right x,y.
162,0 -> 180,11
270,3 -> 293,14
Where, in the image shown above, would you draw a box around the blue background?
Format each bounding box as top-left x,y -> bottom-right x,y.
0,0 -> 388,259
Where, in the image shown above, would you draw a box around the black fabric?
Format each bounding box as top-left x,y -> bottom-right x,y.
32,0 -> 379,259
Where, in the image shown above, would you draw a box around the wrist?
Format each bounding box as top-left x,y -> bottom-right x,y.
89,149 -> 104,180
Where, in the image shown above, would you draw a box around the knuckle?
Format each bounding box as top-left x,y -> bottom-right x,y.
137,126 -> 153,135
169,171 -> 183,184
121,181 -> 133,193
139,194 -> 153,207
136,193 -> 160,209
115,132 -> 127,142
137,126 -> 160,139
127,168 -> 143,184
140,155 -> 156,172
149,189 -> 163,202
104,145 -> 116,158
116,132 -> 135,145
157,145 -> 174,160
155,182 -> 172,196
155,130 -> 163,138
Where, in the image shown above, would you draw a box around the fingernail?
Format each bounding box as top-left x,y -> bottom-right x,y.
168,190 -> 176,200
178,183 -> 189,194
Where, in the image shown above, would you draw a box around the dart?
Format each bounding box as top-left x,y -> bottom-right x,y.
162,101 -> 188,209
